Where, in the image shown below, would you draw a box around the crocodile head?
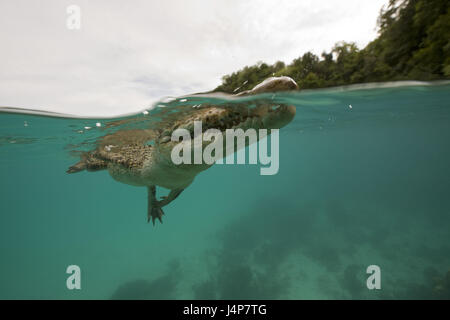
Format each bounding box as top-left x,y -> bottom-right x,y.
154,76 -> 298,168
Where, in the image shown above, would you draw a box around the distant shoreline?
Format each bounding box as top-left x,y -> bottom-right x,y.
214,0 -> 450,94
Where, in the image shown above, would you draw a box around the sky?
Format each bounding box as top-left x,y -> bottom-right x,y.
0,0 -> 389,116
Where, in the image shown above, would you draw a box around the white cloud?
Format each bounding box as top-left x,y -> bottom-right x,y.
0,0 -> 388,116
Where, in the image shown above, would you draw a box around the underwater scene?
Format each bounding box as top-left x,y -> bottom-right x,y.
0,82 -> 450,299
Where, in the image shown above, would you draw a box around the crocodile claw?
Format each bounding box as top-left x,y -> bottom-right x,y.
148,206 -> 164,225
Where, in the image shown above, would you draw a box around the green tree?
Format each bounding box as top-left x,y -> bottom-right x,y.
214,0 -> 450,93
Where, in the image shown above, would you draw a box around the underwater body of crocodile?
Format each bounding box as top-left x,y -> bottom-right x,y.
67,76 -> 298,225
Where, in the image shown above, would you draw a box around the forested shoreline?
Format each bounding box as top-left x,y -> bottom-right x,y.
214,0 -> 450,93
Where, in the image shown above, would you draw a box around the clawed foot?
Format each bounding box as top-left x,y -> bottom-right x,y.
147,206 -> 164,225
147,186 -> 184,227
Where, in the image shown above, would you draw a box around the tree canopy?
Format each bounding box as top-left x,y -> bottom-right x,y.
214,0 -> 450,93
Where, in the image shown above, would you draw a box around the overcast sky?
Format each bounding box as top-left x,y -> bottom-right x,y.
0,0 -> 388,116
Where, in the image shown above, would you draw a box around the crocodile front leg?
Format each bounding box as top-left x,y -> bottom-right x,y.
147,186 -> 184,225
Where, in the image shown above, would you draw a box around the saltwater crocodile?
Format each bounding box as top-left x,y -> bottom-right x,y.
67,76 -> 298,225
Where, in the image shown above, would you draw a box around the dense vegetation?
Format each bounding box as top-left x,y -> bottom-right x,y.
214,0 -> 450,93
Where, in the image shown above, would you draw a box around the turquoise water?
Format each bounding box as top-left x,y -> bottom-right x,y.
0,83 -> 450,299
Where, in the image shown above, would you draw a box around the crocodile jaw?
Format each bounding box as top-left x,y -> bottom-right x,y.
155,103 -> 295,168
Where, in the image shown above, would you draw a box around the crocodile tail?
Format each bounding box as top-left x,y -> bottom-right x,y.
67,160 -> 86,173
67,151 -> 107,173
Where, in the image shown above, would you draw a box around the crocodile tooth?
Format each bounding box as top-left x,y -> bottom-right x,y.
159,136 -> 170,143
185,123 -> 194,132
